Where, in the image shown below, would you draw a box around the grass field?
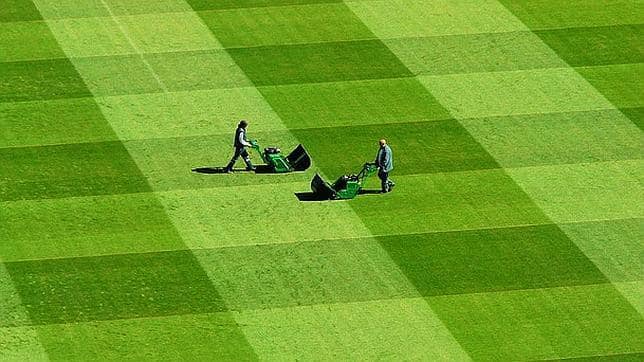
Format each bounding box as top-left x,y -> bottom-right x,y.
1,0 -> 642,360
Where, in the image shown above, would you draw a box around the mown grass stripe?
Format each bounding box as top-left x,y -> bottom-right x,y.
32,311 -> 255,360
5,250 -> 229,325
0,0 -> 42,22
185,0 -> 342,11
428,283 -> 644,360
345,1 -> 643,359
4,221 -> 607,315
0,141 -> 151,201
227,40 -> 414,86
5,4 -> 258,358
498,2 -> 643,131
534,24 -> 644,67
0,263 -> 48,359
187,2 -> 473,358
619,107 -> 644,130
496,0 -> 644,30
0,58 -> 92,103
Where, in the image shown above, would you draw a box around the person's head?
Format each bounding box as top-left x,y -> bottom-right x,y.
238,120 -> 248,129
379,139 -> 387,148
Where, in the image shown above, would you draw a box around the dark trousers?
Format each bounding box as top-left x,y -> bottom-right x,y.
225,147 -> 252,170
378,170 -> 392,192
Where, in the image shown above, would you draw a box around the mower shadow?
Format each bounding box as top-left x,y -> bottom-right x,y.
295,189 -> 382,202
191,165 -> 274,174
295,192 -> 329,202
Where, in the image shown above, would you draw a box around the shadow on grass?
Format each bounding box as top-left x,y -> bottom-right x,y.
295,192 -> 329,202
359,189 -> 382,195
295,188 -> 383,201
191,165 -> 274,174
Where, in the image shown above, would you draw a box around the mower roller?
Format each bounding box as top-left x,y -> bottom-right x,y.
310,162 -> 379,200
250,140 -> 311,173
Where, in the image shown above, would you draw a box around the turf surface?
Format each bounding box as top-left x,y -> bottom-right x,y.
1,0 -> 642,360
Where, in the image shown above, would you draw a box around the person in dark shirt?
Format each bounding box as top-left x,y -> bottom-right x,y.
374,139 -> 394,193
224,120 -> 255,172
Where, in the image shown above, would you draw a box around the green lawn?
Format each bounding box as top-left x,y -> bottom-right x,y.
1,0 -> 642,360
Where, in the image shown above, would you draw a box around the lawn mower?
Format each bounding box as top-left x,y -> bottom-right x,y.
310,162 -> 388,200
250,140 -> 311,173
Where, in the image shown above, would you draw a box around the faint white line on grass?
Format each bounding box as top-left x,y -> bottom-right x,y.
96,0 -> 169,92
3,281 -> 627,328
139,215 -> 640,252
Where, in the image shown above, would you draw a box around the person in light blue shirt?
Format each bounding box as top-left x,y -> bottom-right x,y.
374,139 -> 394,193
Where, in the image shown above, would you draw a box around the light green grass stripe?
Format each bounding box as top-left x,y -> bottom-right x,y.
506,160 -> 643,223
345,0 -> 527,39
234,297 -> 469,360
32,312 -> 253,360
31,0 -> 192,20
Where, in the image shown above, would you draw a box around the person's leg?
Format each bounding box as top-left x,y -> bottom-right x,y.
379,170 -> 389,193
224,148 -> 242,172
241,149 -> 255,171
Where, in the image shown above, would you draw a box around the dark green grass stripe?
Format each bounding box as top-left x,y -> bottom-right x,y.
4,250 -> 229,325
0,97 -> 119,149
291,120 -> 500,177
186,0 -> 341,11
0,0 -> 42,22
378,224 -> 608,297
182,223 -> 606,311
2,223 -> 611,315
619,107 -> 644,131
430,283 -> 644,361
227,40 -> 414,86
534,24 -> 644,67
0,141 -> 151,201
0,58 -> 92,103
258,77 -> 451,128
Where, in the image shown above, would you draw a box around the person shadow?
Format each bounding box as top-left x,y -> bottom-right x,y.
191,165 -> 275,174
191,166 -> 227,174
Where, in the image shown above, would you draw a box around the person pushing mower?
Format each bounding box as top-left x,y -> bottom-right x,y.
374,139 -> 394,193
224,120 -> 255,173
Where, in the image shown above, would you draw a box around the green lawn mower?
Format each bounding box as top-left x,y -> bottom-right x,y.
310,162 -> 381,200
250,140 -> 311,173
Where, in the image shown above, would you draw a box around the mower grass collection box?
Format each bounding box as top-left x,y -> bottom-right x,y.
250,140 -> 311,173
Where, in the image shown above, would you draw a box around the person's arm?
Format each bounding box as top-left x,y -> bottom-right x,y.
383,148 -> 391,165
239,130 -> 252,147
